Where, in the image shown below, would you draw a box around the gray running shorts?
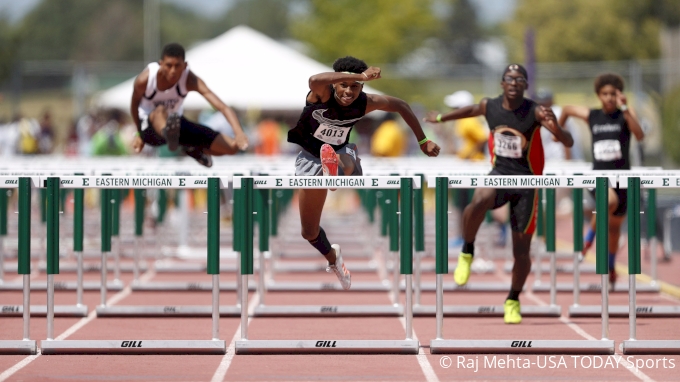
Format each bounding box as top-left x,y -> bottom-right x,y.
295,143 -> 363,176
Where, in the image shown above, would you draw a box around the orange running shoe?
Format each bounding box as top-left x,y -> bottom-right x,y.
320,143 -> 339,190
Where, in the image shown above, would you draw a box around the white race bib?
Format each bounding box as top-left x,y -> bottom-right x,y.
593,139 -> 622,161
313,124 -> 351,145
494,133 -> 522,158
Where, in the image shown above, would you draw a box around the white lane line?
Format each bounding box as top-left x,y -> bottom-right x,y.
494,265 -> 655,382
210,292 -> 259,382
0,270 -> 154,382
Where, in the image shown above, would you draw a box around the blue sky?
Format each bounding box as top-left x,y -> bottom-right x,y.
0,0 -> 516,25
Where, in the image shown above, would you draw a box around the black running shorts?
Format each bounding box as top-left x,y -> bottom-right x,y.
141,116 -> 220,149
489,169 -> 539,234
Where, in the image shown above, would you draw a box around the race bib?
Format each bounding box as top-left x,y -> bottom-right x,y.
493,133 -> 522,158
313,124 -> 351,145
593,139 -> 622,161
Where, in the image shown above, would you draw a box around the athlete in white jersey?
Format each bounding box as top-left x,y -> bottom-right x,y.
131,43 -> 248,167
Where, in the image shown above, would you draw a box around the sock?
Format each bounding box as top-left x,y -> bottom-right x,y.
608,252 -> 616,270
585,228 -> 595,244
462,241 -> 475,257
507,290 -> 521,301
308,227 -> 332,258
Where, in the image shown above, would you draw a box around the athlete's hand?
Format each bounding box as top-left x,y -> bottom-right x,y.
616,90 -> 627,108
362,66 -> 381,81
537,105 -> 557,125
423,111 -> 442,124
420,140 -> 440,157
132,135 -> 145,154
235,133 -> 249,151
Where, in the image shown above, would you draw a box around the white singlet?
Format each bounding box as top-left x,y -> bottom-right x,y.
138,62 -> 190,121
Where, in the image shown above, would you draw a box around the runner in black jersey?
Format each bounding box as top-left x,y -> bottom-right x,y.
288,56 -> 440,290
130,43 -> 249,167
425,64 -> 573,324
559,73 -> 644,289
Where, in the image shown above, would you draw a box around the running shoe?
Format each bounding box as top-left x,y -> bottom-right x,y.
183,146 -> 213,168
579,239 -> 594,263
320,143 -> 339,191
163,114 -> 181,151
504,299 -> 522,324
453,252 -> 473,286
326,244 -> 351,290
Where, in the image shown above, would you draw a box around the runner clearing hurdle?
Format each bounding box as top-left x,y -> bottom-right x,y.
425,64 -> 573,324
287,56 -> 441,290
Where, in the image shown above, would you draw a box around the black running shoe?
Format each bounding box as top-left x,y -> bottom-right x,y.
183,146 -> 213,168
163,114 -> 181,151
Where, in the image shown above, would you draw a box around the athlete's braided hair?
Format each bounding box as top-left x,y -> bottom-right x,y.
594,73 -> 624,94
161,43 -> 185,61
332,56 -> 368,74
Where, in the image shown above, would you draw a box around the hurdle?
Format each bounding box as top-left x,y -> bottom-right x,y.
0,177 -> 37,354
250,176 -> 412,317
430,176 -> 615,354
40,176 -> 225,354
622,176 -> 680,354
235,176 -> 418,353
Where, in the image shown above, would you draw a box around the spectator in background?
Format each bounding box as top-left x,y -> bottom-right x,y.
255,119 -> 281,155
37,109 -> 56,154
370,113 -> 406,157
16,114 -> 41,155
443,90 -> 488,160
91,109 -> 129,156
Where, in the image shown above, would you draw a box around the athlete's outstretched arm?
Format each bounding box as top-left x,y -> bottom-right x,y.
367,93 -> 440,157
423,98 -> 487,124
537,106 -> 573,147
617,90 -> 644,141
187,72 -> 249,151
557,105 -> 589,127
130,69 -> 149,153
306,67 -> 381,103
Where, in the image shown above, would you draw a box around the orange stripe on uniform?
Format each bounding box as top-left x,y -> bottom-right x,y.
526,128 -> 544,175
523,189 -> 539,235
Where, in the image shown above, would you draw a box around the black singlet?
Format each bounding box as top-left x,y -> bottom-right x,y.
588,109 -> 630,170
287,87 -> 368,157
485,96 -> 544,175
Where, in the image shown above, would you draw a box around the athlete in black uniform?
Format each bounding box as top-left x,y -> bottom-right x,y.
559,73 -> 644,289
425,64 -> 573,323
288,56 -> 440,290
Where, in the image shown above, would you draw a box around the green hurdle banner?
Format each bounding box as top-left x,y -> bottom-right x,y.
233,176 -> 421,189
426,175 -> 613,189
54,176 -> 225,189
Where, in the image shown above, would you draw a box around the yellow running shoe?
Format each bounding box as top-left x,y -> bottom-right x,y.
504,299 -> 522,324
453,253 -> 473,286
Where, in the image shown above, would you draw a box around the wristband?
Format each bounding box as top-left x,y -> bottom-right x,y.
436,114 -> 442,123
418,138 -> 429,146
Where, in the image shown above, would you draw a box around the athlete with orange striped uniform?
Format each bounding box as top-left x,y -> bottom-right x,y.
425,64 -> 573,323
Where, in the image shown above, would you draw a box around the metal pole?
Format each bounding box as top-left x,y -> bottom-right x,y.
134,189 -> 145,282
572,185 -> 583,306
74,184 -> 84,306
256,188 -> 269,305
546,187 -> 557,306
400,178 -> 413,340
213,274 -> 220,340
23,274 -> 30,340
627,177 -> 642,341
413,174 -> 425,306
18,178 -> 31,340
46,177 -> 60,341
208,178 -> 221,338
596,177 -> 609,340
534,189 -> 543,285
647,189 -> 657,284
240,177 -> 254,341
112,190 -> 121,284
435,177 -> 448,340
0,189 -> 7,283
100,189 -> 112,306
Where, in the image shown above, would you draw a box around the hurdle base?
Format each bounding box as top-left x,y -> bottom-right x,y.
532,282 -> 660,293
130,280 -> 256,292
0,340 -> 37,355
235,339 -> 419,354
266,281 -> 390,292
410,282 -> 513,293
37,262 -> 149,273
153,260 -> 252,273
274,261 -> 378,273
40,340 -> 226,355
569,305 -> 680,318
503,261 -> 596,274
413,304 -> 560,317
430,339 -> 615,354
417,261 -> 495,274
96,305 -> 241,317
0,305 -> 88,317
253,304 -> 403,317
0,281 -> 124,292
622,340 -> 680,355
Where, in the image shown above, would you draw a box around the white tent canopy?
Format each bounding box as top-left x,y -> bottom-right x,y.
95,25 -> 381,111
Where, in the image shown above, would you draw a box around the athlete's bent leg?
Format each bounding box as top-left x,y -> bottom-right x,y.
205,133 -> 239,156
148,105 -> 169,136
338,153 -> 355,175
608,214 -> 625,288
299,188 -> 335,263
